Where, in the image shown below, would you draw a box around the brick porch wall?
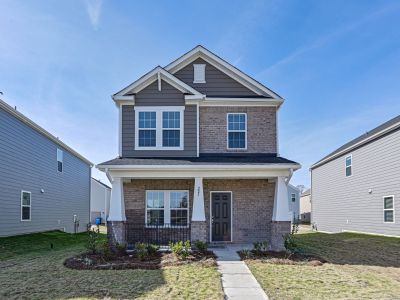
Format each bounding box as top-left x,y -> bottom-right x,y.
199,106 -> 277,153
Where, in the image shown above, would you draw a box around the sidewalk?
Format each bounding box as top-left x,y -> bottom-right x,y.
213,245 -> 268,300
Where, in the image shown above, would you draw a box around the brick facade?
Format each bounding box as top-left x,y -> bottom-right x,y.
121,179 -> 290,248
199,106 -> 277,154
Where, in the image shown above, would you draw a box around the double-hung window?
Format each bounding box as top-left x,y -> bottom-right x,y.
291,193 -> 296,203
146,190 -> 189,226
135,107 -> 184,150
227,113 -> 247,149
57,149 -> 63,173
345,155 -> 352,177
21,191 -> 31,221
383,196 -> 395,223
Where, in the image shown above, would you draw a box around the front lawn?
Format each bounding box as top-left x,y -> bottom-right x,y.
0,231 -> 223,300
246,232 -> 400,300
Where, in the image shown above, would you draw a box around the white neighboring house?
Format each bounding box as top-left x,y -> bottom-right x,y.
90,178 -> 111,224
288,184 -> 300,221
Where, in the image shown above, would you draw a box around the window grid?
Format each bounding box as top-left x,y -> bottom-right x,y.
21,191 -> 31,221
57,149 -> 63,173
345,155 -> 352,177
383,196 -> 395,223
145,190 -> 189,227
138,112 -> 157,147
291,193 -> 296,202
162,111 -> 181,147
227,113 -> 247,149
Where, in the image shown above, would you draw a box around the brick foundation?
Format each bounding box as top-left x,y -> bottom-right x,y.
270,221 -> 291,251
191,221 -> 207,242
107,221 -> 126,249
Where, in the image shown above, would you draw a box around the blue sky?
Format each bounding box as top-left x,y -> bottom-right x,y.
1,0 -> 400,188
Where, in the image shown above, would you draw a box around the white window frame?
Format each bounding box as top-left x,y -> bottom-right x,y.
193,64 -> 206,83
145,190 -> 190,227
21,190 -> 31,221
135,106 -> 184,150
345,154 -> 352,177
383,195 -> 395,223
227,113 -> 247,150
57,148 -> 63,173
291,193 -> 296,203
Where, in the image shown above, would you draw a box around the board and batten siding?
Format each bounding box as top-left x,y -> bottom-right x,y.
0,107 -> 91,236
174,58 -> 260,97
122,80 -> 197,157
311,128 -> 400,237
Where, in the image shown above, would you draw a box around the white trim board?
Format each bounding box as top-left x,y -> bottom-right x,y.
209,191 -> 233,242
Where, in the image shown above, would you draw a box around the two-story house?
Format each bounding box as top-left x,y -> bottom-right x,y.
97,46 -> 300,250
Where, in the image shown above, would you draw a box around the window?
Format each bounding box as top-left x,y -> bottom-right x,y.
291,193 -> 296,203
193,64 -> 206,83
383,196 -> 395,223
345,155 -> 352,177
21,191 -> 31,221
135,107 -> 184,150
162,111 -> 181,147
138,112 -> 156,147
145,190 -> 189,226
57,149 -> 63,173
227,113 -> 247,149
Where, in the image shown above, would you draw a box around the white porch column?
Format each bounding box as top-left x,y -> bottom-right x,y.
192,177 -> 205,221
108,177 -> 126,221
272,176 -> 291,222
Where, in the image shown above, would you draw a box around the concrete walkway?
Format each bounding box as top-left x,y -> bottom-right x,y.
213,245 -> 268,300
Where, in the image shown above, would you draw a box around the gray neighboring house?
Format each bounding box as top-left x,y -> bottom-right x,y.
311,115 -> 400,237
0,99 -> 93,236
287,184 -> 300,221
90,178 -> 111,224
97,45 -> 301,251
299,189 -> 311,223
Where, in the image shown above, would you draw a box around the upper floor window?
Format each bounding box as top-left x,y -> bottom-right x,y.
227,113 -> 247,149
135,107 -> 184,150
291,193 -> 296,202
345,155 -> 352,177
193,64 -> 206,83
21,191 -> 31,221
57,149 -> 63,173
383,196 -> 394,223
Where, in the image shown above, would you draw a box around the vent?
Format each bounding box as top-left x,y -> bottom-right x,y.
193,64 -> 206,83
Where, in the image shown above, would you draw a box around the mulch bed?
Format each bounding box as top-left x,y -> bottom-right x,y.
238,250 -> 326,266
64,250 -> 216,270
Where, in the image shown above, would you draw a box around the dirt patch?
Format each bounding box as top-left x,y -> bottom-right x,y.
238,250 -> 326,266
64,250 -> 216,270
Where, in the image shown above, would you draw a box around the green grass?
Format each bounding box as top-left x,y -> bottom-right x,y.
247,232 -> 400,300
0,231 -> 223,300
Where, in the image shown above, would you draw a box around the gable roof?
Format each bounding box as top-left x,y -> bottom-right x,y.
0,99 -> 93,166
311,114 -> 400,169
113,66 -> 203,100
91,177 -> 111,189
165,45 -> 283,99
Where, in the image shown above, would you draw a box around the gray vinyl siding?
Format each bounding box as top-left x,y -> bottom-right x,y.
174,58 -> 260,97
122,104 -> 197,157
311,129 -> 400,237
135,80 -> 185,106
0,107 -> 91,236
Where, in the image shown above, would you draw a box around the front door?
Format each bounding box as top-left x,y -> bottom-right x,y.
211,192 -> 231,242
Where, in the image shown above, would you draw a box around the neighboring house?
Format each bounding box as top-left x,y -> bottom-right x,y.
0,99 -> 92,236
299,189 -> 311,223
311,115 -> 400,237
90,178 -> 111,224
287,184 -> 300,221
97,45 -> 301,250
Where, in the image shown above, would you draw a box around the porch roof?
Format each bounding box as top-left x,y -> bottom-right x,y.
97,154 -> 299,167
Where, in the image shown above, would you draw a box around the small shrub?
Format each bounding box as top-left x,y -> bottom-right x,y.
253,241 -> 269,255
193,240 -> 208,253
135,242 -> 148,261
146,244 -> 160,256
85,228 -> 99,254
169,240 -> 191,260
115,242 -> 127,256
100,241 -> 113,260
238,249 -> 253,259
284,233 -> 299,254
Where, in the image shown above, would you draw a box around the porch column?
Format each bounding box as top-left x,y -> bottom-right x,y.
191,177 -> 207,242
107,177 -> 126,248
271,176 -> 292,251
